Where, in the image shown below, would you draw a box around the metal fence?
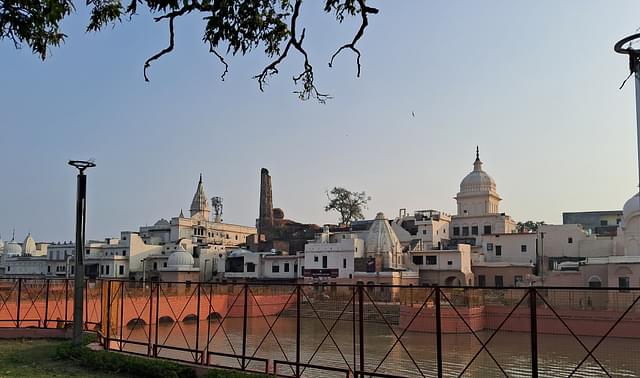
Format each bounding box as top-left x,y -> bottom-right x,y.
2,278 -> 640,377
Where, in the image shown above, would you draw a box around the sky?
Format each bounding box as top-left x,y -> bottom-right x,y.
2,1 -> 640,242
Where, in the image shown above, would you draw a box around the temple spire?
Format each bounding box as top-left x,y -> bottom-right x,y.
190,174 -> 211,220
473,146 -> 483,171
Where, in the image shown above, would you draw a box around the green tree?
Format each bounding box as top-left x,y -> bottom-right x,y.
324,187 -> 369,225
516,220 -> 545,233
0,0 -> 378,102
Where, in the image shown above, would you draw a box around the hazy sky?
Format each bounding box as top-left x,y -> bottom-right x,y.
2,1 -> 640,242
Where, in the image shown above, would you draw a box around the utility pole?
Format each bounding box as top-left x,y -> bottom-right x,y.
68,160 -> 96,346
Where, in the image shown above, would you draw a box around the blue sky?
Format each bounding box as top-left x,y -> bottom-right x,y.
1,1 -> 640,241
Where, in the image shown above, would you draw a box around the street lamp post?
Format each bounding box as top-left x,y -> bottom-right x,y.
615,34 -> 640,192
68,160 -> 96,346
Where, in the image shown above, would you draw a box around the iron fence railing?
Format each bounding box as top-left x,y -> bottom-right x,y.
2,278 -> 640,377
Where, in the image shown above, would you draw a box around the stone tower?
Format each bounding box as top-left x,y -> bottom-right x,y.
258,168 -> 274,236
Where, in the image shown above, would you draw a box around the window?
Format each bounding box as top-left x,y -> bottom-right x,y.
7,266 -> 10,272
235,235 -> 238,240
423,230 -> 427,235
619,277 -> 630,292
246,263 -> 256,272
343,259 -> 347,269
462,226 -> 469,236
483,225 -> 492,235
521,245 -> 527,253
453,227 -> 460,236
119,265 -> 124,275
412,255 -> 424,265
495,275 -> 504,287
105,265 -> 110,275
478,275 -> 486,287
153,262 -> 158,270
100,265 -> 104,275
71,266 -> 74,274
122,250 -> 126,256
514,275 -> 523,285
487,243 -> 494,251
447,260 -> 453,266
568,237 -> 573,244
322,256 -> 328,269
163,262 -> 167,268
495,245 -> 502,256
47,266 -> 51,273
471,226 -> 478,236
272,264 -> 280,273
86,249 -> 90,255
185,281 -> 191,288
589,278 -> 602,288
284,263 -> 290,273
600,220 -> 608,226
314,256 -> 319,262
425,256 -> 437,265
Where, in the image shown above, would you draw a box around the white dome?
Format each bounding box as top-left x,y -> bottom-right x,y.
5,240 -> 22,256
623,192 -> 640,225
167,245 -> 194,269
460,152 -> 496,193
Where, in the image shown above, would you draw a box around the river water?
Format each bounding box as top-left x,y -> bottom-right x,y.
119,316 -> 640,377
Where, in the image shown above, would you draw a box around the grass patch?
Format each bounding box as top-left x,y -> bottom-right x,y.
0,338 -> 120,377
0,335 -> 272,378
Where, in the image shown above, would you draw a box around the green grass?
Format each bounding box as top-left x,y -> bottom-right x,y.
0,336 -> 272,378
0,338 -> 122,377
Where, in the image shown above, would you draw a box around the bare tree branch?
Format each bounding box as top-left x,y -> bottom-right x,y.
328,0 -> 378,77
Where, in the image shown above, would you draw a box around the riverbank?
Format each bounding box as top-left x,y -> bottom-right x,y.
0,338 -> 270,378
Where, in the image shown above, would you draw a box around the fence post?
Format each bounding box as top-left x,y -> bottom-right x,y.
530,287 -> 538,378
205,283 -> 212,366
358,282 -> 364,378
84,279 -> 88,330
105,280 -> 112,351
119,281 -> 124,350
352,286 -> 356,377
64,279 -> 69,325
195,283 -> 201,364
44,280 -> 50,328
154,281 -> 160,357
296,284 -> 301,378
147,281 -> 153,357
435,286 -> 443,378
16,278 -> 22,328
242,283 -> 249,370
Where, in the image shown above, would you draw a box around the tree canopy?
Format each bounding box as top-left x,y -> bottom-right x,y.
0,0 -> 378,102
516,220 -> 545,233
324,186 -> 369,226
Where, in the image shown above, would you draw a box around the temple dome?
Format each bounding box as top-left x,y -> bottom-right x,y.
5,239 -> 22,256
365,212 -> 401,255
167,245 -> 194,269
460,148 -> 497,194
23,233 -> 36,254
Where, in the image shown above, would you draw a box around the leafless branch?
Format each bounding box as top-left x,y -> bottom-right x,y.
328,0 -> 378,77
209,43 -> 229,81
144,5 -> 198,81
254,0 -> 329,102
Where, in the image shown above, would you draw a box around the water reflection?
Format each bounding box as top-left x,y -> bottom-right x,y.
120,316 -> 639,377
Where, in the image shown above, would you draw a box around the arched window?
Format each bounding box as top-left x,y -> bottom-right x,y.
587,275 -> 602,288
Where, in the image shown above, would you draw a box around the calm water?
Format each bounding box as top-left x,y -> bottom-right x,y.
118,316 -> 640,377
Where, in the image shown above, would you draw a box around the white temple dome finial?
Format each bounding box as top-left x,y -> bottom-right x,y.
460,146 -> 496,193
